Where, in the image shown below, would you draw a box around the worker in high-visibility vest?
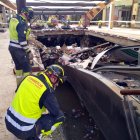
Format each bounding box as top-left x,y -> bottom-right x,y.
78,14 -> 90,28
66,15 -> 71,25
47,15 -> 58,28
5,64 -> 66,140
9,7 -> 34,85
61,15 -> 71,29
78,15 -> 86,28
98,20 -> 102,28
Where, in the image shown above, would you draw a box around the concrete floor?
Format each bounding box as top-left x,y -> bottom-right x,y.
0,31 -> 16,139
88,26 -> 140,40
70,24 -> 140,41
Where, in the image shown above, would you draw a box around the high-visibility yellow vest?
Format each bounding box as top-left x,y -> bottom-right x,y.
9,18 -> 19,41
26,28 -> 31,40
12,75 -> 49,120
9,17 -> 30,41
78,18 -> 84,26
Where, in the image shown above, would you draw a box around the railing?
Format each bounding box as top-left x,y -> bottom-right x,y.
1,20 -> 140,28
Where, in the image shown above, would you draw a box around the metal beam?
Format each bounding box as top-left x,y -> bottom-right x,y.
36,0 -> 105,2
0,1 -> 16,11
16,0 -> 26,13
34,11 -> 86,15
86,0 -> 112,20
108,1 -> 115,29
27,2 -> 98,7
33,8 -> 92,12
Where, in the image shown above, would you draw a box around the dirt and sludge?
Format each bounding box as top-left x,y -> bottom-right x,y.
55,82 -> 106,140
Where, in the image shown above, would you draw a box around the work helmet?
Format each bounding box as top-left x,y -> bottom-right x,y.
21,7 -> 34,21
45,64 -> 65,83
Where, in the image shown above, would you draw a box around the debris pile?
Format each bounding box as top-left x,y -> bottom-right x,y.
28,38 -> 46,71
28,38 -> 140,101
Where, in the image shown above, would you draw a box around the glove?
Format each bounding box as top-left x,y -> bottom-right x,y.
41,122 -> 63,136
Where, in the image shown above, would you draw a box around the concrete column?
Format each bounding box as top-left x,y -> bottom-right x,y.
102,7 -> 107,26
2,6 -> 7,27
11,10 -> 16,17
0,14 -> 2,28
108,1 -> 115,29
131,0 -> 138,28
7,10 -> 12,22
8,10 -> 12,19
102,7 -> 107,21
41,15 -> 43,20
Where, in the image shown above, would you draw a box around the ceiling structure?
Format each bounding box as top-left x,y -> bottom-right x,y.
25,0 -> 107,16
0,0 -> 16,11
14,0 -> 112,20
32,6 -> 97,15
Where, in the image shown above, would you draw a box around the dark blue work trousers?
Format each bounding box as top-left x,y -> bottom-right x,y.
5,114 -> 56,140
9,46 -> 31,72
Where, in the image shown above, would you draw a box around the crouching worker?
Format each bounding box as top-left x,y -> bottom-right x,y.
5,64 -> 66,140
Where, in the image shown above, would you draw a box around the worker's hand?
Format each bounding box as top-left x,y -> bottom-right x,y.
40,122 -> 63,137
51,122 -> 63,131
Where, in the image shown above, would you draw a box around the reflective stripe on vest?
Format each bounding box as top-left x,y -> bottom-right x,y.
20,41 -> 27,46
12,76 -> 47,120
10,41 -> 29,50
9,42 -> 22,48
9,106 -> 36,123
5,113 -> 34,131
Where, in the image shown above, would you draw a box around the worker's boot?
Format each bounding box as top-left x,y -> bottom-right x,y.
15,70 -> 23,86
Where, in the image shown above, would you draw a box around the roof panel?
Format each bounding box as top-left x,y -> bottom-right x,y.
34,10 -> 87,15
27,1 -> 105,7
